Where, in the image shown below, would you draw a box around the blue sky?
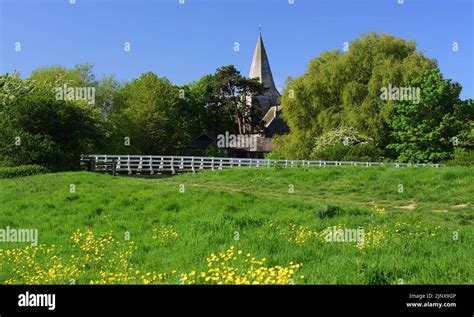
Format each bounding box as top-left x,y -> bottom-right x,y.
1,0 -> 473,99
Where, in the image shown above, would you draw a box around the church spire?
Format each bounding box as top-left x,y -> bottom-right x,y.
249,32 -> 280,98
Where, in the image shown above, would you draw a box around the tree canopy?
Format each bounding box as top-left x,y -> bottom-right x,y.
1,32 -> 472,169
276,33 -> 436,159
387,68 -> 473,162
0,72 -> 104,169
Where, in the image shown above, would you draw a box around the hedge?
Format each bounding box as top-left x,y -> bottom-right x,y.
0,165 -> 50,179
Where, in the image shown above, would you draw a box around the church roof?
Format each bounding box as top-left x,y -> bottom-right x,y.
249,33 -> 280,98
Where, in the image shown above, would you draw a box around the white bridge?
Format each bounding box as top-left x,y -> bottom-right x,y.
80,155 -> 440,174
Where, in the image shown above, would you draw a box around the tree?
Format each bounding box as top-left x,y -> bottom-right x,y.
95,75 -> 123,120
0,72 -> 104,169
209,65 -> 265,134
276,32 -> 436,159
185,65 -> 266,137
30,63 -> 95,88
387,68 -> 473,162
187,75 -> 235,137
108,72 -> 192,155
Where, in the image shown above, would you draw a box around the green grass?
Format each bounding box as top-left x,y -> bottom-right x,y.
0,166 -> 472,284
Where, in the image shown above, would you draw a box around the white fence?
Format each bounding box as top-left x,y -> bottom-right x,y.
80,155 -> 440,174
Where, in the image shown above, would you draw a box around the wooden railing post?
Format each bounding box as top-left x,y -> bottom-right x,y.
81,155 -> 442,174
111,159 -> 117,176
149,155 -> 154,175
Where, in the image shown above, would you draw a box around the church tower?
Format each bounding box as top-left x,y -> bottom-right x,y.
249,32 -> 281,116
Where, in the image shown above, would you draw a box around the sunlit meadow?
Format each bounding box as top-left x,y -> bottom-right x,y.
0,166 -> 472,284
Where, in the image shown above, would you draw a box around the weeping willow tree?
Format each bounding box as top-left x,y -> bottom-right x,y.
275,32 -> 436,159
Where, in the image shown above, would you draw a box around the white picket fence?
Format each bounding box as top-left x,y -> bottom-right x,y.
80,155 -> 440,174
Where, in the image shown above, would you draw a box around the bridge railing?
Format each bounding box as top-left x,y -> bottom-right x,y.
80,155 -> 441,174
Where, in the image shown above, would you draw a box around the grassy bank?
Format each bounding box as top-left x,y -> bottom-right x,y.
0,166 -> 472,284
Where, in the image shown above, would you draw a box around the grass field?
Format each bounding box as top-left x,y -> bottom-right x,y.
0,166 -> 472,284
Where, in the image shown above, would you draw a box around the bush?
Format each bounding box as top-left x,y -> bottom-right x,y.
264,151 -> 285,160
0,165 -> 50,179
311,143 -> 382,162
445,148 -> 474,166
309,126 -> 381,161
318,205 -> 344,219
312,126 -> 373,153
205,145 -> 226,157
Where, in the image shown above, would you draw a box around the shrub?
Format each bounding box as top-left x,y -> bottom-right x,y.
264,150 -> 285,160
205,145 -> 226,157
312,126 -> 373,153
318,205 -> 344,219
311,143 -> 382,162
445,148 -> 474,167
309,126 -> 381,162
0,165 -> 50,179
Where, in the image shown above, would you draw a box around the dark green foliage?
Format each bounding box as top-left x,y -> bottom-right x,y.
0,165 -> 49,179
189,65 -> 266,135
204,145 -> 226,157
317,205 -> 371,219
186,74 -> 236,137
387,68 -> 473,163
0,73 -> 104,170
318,205 -> 344,219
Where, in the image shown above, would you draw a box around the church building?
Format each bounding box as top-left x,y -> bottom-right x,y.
225,32 -> 289,158
248,32 -> 289,139
191,32 -> 289,158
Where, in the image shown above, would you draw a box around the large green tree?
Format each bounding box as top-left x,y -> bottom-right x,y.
30,63 -> 95,88
276,32 -> 436,159
108,72 -> 193,155
211,65 -> 265,134
187,74 -> 235,137
0,72 -> 104,169
186,65 -> 266,137
387,68 -> 473,162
